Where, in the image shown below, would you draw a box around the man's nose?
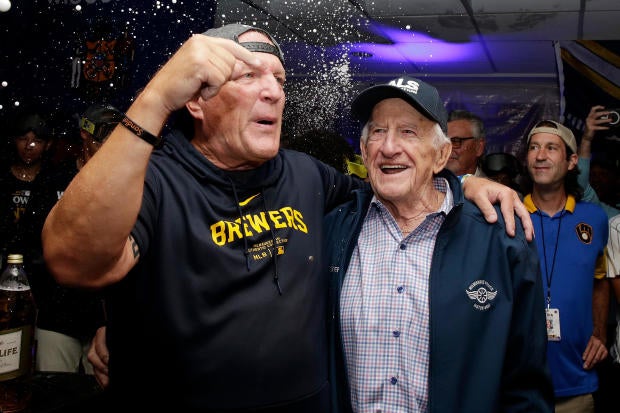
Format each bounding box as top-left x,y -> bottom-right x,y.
260,76 -> 284,101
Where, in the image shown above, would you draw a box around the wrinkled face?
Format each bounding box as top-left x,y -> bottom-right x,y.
197,31 -> 286,170
446,118 -> 484,175
14,131 -> 49,165
360,98 -> 450,207
526,133 -> 577,187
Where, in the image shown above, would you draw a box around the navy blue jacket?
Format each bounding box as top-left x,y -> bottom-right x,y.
326,170 -> 554,413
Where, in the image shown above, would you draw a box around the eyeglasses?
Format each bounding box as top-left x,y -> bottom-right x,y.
449,136 -> 476,148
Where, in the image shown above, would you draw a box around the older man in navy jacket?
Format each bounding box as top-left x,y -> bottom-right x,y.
327,76 -> 554,413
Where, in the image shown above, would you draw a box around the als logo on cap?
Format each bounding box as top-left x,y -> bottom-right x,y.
388,78 -> 420,95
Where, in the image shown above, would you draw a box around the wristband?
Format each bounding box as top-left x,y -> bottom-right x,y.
120,115 -> 163,148
459,174 -> 473,184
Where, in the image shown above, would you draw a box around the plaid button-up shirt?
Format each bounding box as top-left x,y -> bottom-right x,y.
340,177 -> 452,413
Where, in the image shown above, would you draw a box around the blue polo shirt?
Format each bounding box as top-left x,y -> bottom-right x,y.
525,194 -> 608,397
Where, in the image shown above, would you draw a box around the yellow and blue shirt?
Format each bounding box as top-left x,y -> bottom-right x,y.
525,194 -> 608,398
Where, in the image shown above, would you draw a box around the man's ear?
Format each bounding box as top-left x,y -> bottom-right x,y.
567,153 -> 579,170
434,142 -> 451,174
186,98 -> 204,121
475,138 -> 486,157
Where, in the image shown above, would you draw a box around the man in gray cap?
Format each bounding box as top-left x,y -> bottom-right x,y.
326,76 -> 553,412
43,24 -> 533,411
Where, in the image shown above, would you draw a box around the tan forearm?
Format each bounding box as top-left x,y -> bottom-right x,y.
42,33 -> 258,288
42,93 -> 167,288
578,136 -> 593,159
579,105 -> 608,159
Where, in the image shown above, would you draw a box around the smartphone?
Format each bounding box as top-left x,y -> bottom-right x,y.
598,109 -> 620,126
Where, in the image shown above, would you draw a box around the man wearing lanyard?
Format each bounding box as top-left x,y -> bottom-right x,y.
523,120 -> 609,413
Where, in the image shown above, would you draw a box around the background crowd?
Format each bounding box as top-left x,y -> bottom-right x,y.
0,22 -> 619,413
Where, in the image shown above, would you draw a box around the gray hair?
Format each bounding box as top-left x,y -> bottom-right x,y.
448,109 -> 485,139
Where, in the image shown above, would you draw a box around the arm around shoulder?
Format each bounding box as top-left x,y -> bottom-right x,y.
462,175 -> 534,241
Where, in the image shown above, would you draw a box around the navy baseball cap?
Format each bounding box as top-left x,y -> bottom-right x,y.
351,76 -> 448,134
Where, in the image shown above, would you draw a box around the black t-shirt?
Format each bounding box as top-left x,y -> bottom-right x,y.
14,161 -> 105,340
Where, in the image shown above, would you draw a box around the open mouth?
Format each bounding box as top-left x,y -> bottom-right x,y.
380,165 -> 407,174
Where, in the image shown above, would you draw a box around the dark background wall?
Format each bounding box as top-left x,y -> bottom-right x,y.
1,1 -> 618,196
0,0 -> 216,145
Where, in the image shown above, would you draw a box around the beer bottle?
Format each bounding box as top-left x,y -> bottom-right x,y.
0,254 -> 37,412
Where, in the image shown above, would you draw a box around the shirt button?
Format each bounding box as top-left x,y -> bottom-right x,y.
393,330 -> 400,337
390,377 -> 398,385
399,244 -> 406,250
397,286 -> 404,293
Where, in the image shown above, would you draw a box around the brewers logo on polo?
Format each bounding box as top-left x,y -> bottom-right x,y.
575,222 -> 593,244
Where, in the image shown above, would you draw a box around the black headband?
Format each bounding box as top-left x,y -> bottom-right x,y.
239,41 -> 283,64
203,24 -> 285,67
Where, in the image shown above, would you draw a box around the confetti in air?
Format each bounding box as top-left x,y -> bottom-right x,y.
0,0 -> 11,13
0,0 -> 374,149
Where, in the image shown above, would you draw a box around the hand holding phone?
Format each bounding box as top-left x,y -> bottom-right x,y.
598,108 -> 620,127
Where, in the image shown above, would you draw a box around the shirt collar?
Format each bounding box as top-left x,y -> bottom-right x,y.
370,176 -> 454,215
524,193 -> 576,213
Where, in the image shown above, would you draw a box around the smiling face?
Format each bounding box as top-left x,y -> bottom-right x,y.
360,98 -> 451,209
526,132 -> 577,191
191,30 -> 286,170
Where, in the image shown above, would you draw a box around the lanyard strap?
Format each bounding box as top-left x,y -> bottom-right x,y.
539,210 -> 563,308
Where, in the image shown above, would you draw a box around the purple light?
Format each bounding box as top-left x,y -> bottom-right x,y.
337,22 -> 479,63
